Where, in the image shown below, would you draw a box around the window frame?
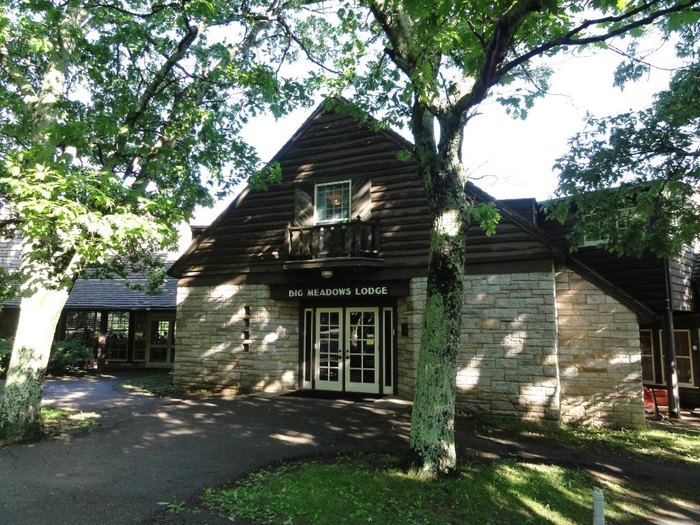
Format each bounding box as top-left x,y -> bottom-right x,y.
639,329 -> 656,383
314,180 -> 352,225
659,329 -> 695,387
580,207 -> 635,247
105,311 -> 130,362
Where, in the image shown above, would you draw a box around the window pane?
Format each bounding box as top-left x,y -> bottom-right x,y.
150,320 -> 171,345
316,182 -> 350,223
64,311 -> 99,348
106,312 -> 129,361
639,330 -> 654,382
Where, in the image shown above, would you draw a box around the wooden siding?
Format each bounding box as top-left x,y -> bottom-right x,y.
464,219 -> 553,268
171,108 -> 432,283
535,208 -> 697,314
171,104 -> 568,286
670,247 -> 697,312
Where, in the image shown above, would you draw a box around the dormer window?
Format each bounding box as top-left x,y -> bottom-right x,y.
315,181 -> 351,224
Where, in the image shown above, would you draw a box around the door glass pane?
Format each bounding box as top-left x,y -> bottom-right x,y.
317,310 -> 341,384
347,310 -> 376,385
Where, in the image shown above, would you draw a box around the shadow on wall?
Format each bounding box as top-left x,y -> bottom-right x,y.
173,283 -> 300,395
454,270 -> 644,428
556,268 -> 643,428
455,273 -> 560,423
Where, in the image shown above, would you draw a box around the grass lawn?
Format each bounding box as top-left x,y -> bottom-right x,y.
474,416 -> 700,465
114,374 -> 180,397
40,407 -> 98,436
197,454 -> 696,525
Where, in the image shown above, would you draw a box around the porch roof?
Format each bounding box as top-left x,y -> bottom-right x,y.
3,276 -> 177,311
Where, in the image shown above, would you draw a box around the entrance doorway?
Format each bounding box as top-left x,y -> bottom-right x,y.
304,306 -> 394,394
146,315 -> 176,368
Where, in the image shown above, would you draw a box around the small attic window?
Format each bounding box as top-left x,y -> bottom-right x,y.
315,181 -> 351,224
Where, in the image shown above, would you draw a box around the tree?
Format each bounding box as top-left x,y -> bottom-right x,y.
325,0 -> 700,474
550,61 -> 699,257
0,0 -> 317,444
548,24 -> 699,419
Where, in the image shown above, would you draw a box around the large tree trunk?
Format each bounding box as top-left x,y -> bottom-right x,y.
0,287 -> 69,443
409,106 -> 468,474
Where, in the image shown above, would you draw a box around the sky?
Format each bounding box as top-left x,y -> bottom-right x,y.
192,39 -> 679,225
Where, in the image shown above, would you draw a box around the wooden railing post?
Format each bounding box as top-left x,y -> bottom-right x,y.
284,220 -> 380,260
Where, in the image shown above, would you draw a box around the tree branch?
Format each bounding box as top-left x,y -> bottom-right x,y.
497,0 -> 700,82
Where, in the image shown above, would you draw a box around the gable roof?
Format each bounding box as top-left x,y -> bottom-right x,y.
170,100 -> 657,322
169,98 -> 429,282
466,182 -> 657,323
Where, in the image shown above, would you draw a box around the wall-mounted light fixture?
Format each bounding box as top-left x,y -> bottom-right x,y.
322,270 -> 333,279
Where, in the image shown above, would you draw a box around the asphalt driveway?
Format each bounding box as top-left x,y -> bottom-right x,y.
0,375 -> 411,525
1,375 -> 700,525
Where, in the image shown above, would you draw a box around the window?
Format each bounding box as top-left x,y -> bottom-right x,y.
660,329 -> 694,387
581,208 -> 635,247
315,181 -> 351,224
639,329 -> 656,383
106,311 -> 130,361
64,311 -> 100,348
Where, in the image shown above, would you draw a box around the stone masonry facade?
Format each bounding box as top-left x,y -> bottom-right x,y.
458,271 -> 560,421
396,267 -> 643,427
174,283 -> 299,394
556,267 -> 644,427
175,265 -> 643,427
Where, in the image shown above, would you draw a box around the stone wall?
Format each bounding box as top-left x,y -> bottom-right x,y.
396,278 -> 426,398
397,268 -> 643,427
556,268 -> 644,427
174,283 -> 299,394
174,266 -> 644,427
457,271 -> 560,421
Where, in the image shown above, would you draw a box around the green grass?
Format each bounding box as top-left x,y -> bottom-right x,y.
199,454 -> 696,525
115,374 -> 179,397
40,407 -> 97,436
474,416 -> 700,464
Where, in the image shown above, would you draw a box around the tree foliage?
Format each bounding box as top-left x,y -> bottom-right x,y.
550,43 -> 700,257
0,0 -> 326,443
323,0 -> 700,475
0,0 -> 318,294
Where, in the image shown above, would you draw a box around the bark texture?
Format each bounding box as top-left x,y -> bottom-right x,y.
408,107 -> 468,474
0,288 -> 69,443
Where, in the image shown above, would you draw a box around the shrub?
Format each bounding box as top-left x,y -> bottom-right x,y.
48,340 -> 93,375
0,338 -> 91,377
0,338 -> 12,378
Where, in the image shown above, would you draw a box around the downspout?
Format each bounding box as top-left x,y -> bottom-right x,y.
662,258 -> 681,419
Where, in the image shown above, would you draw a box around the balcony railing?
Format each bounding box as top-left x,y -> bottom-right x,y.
285,219 -> 380,260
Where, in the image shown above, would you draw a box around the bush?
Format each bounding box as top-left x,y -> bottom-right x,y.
48,340 -> 93,375
0,338 -> 91,378
0,338 -> 12,378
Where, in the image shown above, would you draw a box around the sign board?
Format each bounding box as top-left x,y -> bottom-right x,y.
269,282 -> 409,300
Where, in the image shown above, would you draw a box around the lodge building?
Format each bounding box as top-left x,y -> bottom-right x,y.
167,100 -> 682,428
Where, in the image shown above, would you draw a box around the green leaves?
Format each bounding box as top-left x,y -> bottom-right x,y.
0,0 -> 322,293
551,60 -> 700,258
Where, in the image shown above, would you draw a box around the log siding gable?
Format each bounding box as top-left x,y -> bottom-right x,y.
169,103 -> 432,284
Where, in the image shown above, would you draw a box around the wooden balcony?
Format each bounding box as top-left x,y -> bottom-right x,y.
284,219 -> 383,269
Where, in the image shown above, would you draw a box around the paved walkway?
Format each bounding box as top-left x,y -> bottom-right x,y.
0,375 -> 699,524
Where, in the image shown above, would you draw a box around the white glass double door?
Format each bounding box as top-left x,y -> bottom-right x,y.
315,307 -> 379,393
